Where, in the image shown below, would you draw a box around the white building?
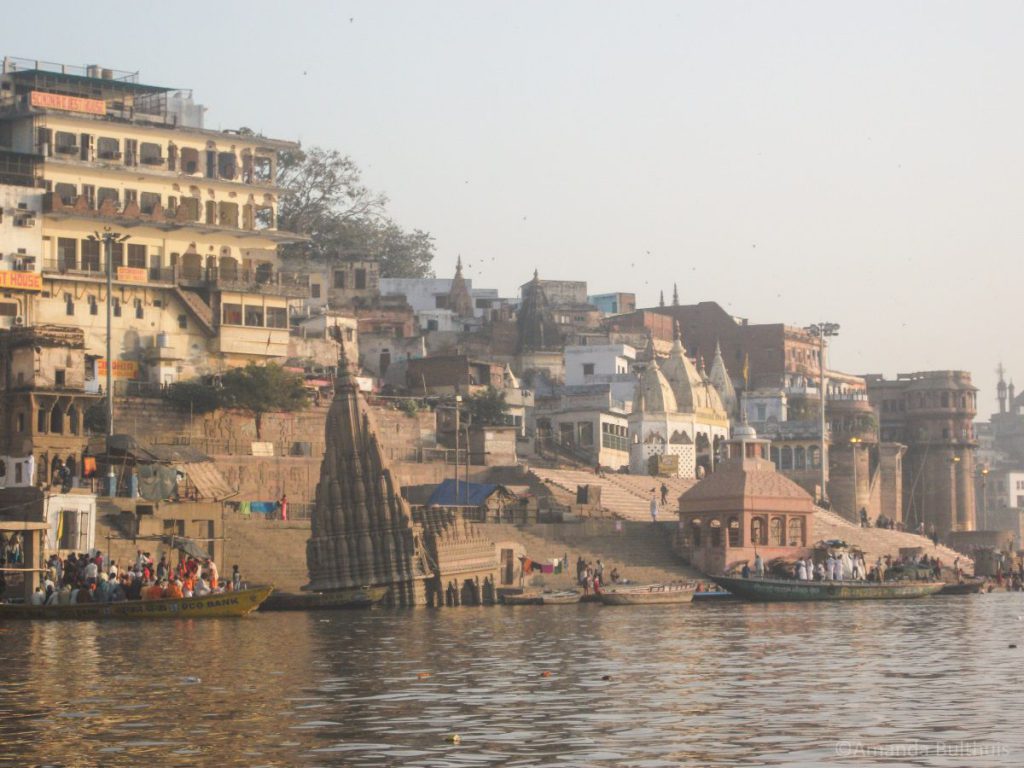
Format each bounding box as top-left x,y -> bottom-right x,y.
0,184 -> 42,328
563,343 -> 637,405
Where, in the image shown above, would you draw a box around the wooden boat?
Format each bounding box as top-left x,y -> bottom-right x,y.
502,589 -> 581,606
540,590 -> 581,605
0,585 -> 273,620
598,582 -> 697,605
259,585 -> 388,611
938,579 -> 987,596
714,575 -> 945,602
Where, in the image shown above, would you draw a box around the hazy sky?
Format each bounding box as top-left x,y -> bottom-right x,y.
4,1 -> 1021,413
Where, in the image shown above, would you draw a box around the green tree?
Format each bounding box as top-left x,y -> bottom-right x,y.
465,387 -> 508,426
164,380 -> 222,414
276,146 -> 435,278
220,363 -> 309,440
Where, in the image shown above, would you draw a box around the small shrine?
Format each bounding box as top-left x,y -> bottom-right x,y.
675,422 -> 815,575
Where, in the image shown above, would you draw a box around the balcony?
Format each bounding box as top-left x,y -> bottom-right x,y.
41,258 -> 177,285
179,266 -> 309,298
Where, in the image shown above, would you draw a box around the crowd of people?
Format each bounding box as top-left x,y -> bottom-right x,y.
575,556 -> 621,595
739,550 -> 953,583
27,549 -> 244,606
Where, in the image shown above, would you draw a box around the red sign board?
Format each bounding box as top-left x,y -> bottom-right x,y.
30,90 -> 106,116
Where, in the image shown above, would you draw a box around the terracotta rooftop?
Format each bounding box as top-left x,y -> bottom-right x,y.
678,459 -> 815,513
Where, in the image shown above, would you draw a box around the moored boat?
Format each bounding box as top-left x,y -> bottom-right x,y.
714,576 -> 945,602
502,589 -> 581,606
598,582 -> 697,605
0,585 -> 273,620
938,579 -> 987,596
259,585 -> 388,611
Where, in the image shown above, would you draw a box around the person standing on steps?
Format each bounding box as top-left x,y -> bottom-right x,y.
660,482 -> 669,506
649,491 -> 659,524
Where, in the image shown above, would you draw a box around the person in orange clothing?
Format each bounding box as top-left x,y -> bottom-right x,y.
141,581 -> 165,601
182,573 -> 196,596
164,579 -> 184,599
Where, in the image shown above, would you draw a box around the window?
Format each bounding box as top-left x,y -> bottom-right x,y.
68,408 -> 78,436
57,238 -> 77,270
50,404 -> 63,434
97,187 -> 119,209
112,298 -> 121,317
788,517 -> 805,547
178,314 -> 188,329
266,307 -> 288,329
127,244 -> 147,268
55,183 -> 77,205
709,519 -> 722,548
134,299 -> 144,319
54,131 -> 77,154
769,517 -> 784,546
81,239 -> 100,271
217,152 -> 237,180
65,295 -> 74,315
124,189 -> 138,206
55,369 -> 65,387
690,519 -> 702,547
756,404 -> 766,421
311,283 -> 321,299
37,408 -> 47,433
140,192 -> 160,215
222,303 -> 242,325
244,305 -> 265,327
97,137 -> 120,160
110,242 -> 124,269
727,517 -> 741,547
333,270 -> 347,289
794,446 -> 806,470
140,142 -> 163,165
179,197 -> 200,221
780,446 -> 793,470
582,363 -> 595,376
475,298 -> 490,309
578,422 -> 594,447
218,202 -> 239,228
180,147 -> 200,174
254,206 -> 274,229
205,200 -> 216,224
355,269 -> 367,289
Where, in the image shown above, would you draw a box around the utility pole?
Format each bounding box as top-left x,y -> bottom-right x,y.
89,227 -> 129,497
453,394 -> 462,505
805,322 -> 840,506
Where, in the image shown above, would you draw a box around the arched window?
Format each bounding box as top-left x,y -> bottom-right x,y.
770,446 -> 780,469
794,446 -> 806,469
690,518 -> 702,547
727,516 -> 741,547
51,455 -> 64,480
769,516 -> 784,546
50,403 -> 63,434
788,517 -> 804,547
751,516 -> 765,545
67,406 -> 79,436
781,446 -> 793,470
709,519 -> 722,548
809,445 -> 821,469
65,455 -> 77,479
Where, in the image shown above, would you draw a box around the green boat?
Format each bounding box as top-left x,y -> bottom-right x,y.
713,576 -> 945,602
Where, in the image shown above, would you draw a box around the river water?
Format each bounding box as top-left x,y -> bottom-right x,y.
1,594 -> 1022,767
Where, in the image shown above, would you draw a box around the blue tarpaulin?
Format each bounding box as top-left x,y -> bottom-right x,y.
426,479 -> 502,507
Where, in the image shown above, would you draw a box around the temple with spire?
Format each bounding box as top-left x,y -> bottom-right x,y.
628,320 -> 730,478
306,331 -> 499,605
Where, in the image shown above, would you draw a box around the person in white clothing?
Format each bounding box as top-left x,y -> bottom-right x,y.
754,554 -> 764,578
796,560 -> 807,581
649,494 -> 659,524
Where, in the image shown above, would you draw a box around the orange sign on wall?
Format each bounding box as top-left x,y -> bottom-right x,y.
30,90 -> 106,116
0,271 -> 42,292
96,360 -> 140,379
116,267 -> 147,283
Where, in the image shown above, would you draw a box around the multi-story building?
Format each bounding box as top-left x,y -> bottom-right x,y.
866,371 -> 978,537
0,56 -> 308,386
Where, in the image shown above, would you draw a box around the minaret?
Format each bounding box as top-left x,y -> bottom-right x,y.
672,283 -> 679,306
1011,380 -> 1017,415
659,290 -> 665,307
997,363 -> 1007,414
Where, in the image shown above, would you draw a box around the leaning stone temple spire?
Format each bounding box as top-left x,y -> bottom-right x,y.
306,333 -> 421,604
448,256 -> 474,318
517,269 -> 561,352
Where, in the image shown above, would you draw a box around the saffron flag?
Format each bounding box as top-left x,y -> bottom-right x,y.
742,353 -> 750,389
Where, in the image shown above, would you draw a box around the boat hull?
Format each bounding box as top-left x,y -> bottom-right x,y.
259,586 -> 388,611
938,580 -> 986,596
0,586 -> 273,620
599,584 -> 696,605
714,576 -> 945,602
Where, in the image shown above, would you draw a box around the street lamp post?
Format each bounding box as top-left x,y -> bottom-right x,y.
87,227 -> 129,497
805,322 -> 840,506
850,436 -> 862,523
980,466 -> 989,530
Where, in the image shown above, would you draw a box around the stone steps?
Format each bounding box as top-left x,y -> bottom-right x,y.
222,517 -> 312,592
